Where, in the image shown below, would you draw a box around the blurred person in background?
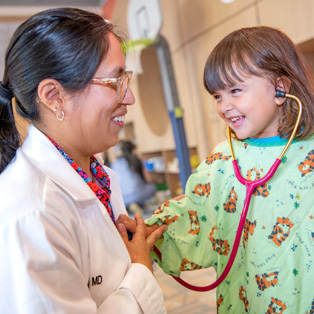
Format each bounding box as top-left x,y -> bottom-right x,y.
111,140 -> 156,214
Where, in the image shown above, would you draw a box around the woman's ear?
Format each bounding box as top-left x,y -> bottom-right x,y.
275,76 -> 291,105
37,79 -> 65,115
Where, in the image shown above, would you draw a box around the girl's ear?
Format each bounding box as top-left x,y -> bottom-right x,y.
37,79 -> 65,116
275,76 -> 291,105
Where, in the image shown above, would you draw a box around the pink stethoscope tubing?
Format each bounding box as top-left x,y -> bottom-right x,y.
153,159 -> 281,292
153,92 -> 302,292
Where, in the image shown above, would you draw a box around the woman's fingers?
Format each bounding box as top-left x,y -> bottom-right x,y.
116,214 -> 167,247
115,214 -> 136,233
117,223 -> 128,242
132,213 -> 147,237
116,213 -> 168,272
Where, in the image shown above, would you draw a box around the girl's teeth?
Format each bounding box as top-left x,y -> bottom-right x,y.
231,116 -> 242,122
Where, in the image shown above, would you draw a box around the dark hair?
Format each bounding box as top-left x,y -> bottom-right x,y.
0,7 -> 125,173
203,25 -> 314,139
121,141 -> 145,180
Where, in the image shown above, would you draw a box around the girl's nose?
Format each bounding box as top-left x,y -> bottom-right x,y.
218,98 -> 233,114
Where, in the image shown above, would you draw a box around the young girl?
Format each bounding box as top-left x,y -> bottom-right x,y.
146,26 -> 314,313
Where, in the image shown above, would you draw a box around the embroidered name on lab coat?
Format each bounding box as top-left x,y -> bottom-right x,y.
90,275 -> 102,286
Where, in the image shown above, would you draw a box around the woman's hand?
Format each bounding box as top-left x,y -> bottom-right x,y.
115,214 -> 137,234
116,214 -> 167,272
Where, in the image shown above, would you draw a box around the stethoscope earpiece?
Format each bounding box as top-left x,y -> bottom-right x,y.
275,90 -> 286,98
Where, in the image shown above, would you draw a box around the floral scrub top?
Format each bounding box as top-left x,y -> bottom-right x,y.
146,135 -> 314,313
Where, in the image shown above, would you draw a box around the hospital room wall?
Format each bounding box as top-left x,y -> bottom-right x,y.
112,0 -> 314,161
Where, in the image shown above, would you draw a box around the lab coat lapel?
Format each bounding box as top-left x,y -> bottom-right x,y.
22,124 -> 101,203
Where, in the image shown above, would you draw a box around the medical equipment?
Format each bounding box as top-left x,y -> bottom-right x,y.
153,90 -> 302,292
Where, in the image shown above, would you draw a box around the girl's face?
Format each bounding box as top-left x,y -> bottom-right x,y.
213,74 -> 281,139
66,33 -> 135,157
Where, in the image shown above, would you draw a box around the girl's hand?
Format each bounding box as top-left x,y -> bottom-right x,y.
172,193 -> 185,201
146,223 -> 162,239
146,194 -> 185,237
116,214 -> 167,272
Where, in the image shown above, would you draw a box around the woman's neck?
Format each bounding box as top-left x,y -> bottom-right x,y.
37,123 -> 93,179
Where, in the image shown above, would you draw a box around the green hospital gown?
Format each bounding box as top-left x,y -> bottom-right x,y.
146,136 -> 314,313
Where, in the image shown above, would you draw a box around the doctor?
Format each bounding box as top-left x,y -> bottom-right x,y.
0,7 -> 166,314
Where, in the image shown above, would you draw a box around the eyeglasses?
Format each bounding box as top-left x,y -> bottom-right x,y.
91,71 -> 133,103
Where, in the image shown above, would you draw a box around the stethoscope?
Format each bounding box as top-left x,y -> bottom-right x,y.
153,90 -> 302,292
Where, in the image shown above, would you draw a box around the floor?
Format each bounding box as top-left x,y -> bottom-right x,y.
154,266 -> 217,314
130,206 -> 217,313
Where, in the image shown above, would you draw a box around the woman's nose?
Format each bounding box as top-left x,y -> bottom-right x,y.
122,87 -> 135,105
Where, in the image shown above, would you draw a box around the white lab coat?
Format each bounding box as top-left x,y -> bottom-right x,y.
0,125 -> 166,314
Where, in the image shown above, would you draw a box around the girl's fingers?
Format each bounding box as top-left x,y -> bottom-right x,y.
146,223 -> 160,237
146,224 -> 168,249
172,194 -> 185,201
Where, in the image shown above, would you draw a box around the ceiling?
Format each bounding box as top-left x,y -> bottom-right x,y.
0,0 -> 104,6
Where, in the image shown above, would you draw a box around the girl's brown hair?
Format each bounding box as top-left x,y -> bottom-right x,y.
203,26 -> 314,139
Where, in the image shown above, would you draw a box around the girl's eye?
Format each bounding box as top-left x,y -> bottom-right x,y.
231,88 -> 241,94
213,94 -> 221,100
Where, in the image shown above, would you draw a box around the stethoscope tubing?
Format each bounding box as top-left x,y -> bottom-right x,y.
153,159 -> 282,291
153,92 -> 302,292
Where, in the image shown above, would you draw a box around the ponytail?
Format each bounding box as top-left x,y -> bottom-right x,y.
0,82 -> 20,173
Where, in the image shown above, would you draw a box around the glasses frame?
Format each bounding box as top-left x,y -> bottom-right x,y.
91,71 -> 133,103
